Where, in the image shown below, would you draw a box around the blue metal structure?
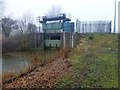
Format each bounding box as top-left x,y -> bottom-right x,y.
64,22 -> 74,32
39,13 -> 73,48
39,14 -> 71,23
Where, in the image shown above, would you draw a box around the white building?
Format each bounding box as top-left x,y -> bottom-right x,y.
76,19 -> 112,33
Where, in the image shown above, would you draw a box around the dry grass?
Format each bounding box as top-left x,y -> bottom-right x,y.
58,47 -> 71,59
2,71 -> 18,83
2,48 -> 70,85
3,48 -> 72,88
2,52 -> 41,84
2,47 -> 71,87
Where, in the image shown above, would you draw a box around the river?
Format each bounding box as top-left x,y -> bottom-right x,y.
2,52 -> 32,73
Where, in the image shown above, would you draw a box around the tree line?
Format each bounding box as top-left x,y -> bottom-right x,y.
2,12 -> 38,53
1,2 -> 64,53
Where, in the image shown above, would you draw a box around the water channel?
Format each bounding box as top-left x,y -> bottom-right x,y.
2,52 -> 32,73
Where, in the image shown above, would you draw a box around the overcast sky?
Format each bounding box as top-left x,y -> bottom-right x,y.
4,0 -> 120,32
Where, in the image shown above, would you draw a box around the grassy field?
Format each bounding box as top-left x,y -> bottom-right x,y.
55,34 -> 119,88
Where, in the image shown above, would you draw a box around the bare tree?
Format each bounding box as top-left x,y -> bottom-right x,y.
27,23 -> 37,33
2,17 -> 17,38
22,12 -> 34,24
0,0 -> 5,19
45,5 -> 63,16
15,12 -> 35,50
18,12 -> 34,34
0,0 -> 5,40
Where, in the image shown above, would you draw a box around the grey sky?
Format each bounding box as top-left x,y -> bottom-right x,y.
4,0 -> 120,32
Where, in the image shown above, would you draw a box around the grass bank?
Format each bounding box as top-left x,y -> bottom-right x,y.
55,34 -> 119,88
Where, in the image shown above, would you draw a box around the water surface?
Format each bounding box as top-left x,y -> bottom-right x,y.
2,52 -> 32,73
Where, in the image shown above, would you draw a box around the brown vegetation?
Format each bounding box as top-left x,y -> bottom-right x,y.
58,47 -> 70,59
2,47 -> 72,88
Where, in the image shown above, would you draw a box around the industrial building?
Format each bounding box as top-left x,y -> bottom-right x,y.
38,13 -> 77,49
76,19 -> 112,33
34,14 -> 112,49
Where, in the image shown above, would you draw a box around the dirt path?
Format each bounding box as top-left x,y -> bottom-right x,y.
3,58 -> 72,88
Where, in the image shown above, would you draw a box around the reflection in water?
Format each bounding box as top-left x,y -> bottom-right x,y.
2,53 -> 31,73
